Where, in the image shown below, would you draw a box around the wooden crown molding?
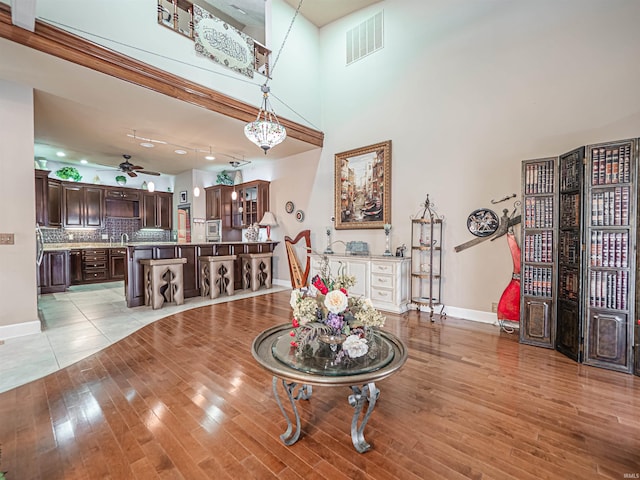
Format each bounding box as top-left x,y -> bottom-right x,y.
0,4 -> 324,148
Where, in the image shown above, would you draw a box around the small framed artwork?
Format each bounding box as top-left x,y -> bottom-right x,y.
179,190 -> 188,203
334,140 -> 391,230
285,201 -> 295,214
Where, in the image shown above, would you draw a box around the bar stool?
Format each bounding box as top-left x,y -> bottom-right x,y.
239,252 -> 273,292
199,255 -> 236,299
140,258 -> 187,310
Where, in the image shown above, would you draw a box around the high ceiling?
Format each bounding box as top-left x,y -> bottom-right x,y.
283,0 -> 381,27
2,0 -> 381,178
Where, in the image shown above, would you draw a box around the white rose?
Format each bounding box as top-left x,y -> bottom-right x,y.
290,289 -> 301,308
324,290 -> 348,314
343,335 -> 368,358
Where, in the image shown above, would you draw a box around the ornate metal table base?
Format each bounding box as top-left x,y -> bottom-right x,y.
273,377 -> 379,453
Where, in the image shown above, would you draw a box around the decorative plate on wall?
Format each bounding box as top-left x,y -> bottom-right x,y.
285,201 -> 295,214
295,210 -> 305,222
467,208 -> 499,237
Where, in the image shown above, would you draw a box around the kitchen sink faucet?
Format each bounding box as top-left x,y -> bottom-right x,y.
120,233 -> 129,246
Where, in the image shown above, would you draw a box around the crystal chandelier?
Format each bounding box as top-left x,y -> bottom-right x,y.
244,84 -> 286,154
244,0 -> 303,154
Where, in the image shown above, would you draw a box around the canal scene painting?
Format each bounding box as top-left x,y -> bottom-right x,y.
334,140 -> 391,230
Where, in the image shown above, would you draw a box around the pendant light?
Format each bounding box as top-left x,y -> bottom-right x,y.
244,0 -> 304,154
244,84 -> 286,154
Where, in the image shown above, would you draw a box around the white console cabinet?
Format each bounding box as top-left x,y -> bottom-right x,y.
310,254 -> 411,313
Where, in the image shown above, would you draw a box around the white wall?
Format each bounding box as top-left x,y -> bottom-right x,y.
0,80 -> 40,337
270,0 -> 640,314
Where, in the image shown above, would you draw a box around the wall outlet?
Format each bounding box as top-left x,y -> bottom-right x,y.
491,302 -> 498,313
102,234 -> 109,240
0,233 -> 14,245
68,234 -> 74,240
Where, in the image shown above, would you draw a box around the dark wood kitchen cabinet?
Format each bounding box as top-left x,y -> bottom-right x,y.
39,250 -> 69,294
63,185 -> 104,228
69,249 -> 82,285
231,180 -> 269,228
142,192 -> 172,229
109,248 -> 127,280
205,185 -> 233,223
47,179 -> 63,227
35,170 -> 49,226
82,248 -> 109,282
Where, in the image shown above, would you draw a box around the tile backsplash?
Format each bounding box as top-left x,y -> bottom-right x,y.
42,218 -> 171,243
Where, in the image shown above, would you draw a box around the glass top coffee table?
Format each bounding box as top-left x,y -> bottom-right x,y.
252,324 -> 408,453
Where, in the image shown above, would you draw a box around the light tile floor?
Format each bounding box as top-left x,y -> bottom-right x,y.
0,281 -> 287,394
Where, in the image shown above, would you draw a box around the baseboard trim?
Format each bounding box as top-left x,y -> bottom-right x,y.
442,306 -> 497,325
272,281 -> 503,326
0,320 -> 41,340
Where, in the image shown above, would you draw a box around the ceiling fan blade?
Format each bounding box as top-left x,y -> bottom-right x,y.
131,165 -> 144,170
127,171 -> 138,178
138,170 -> 161,176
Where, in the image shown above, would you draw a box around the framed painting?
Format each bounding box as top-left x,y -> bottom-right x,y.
334,140 -> 391,230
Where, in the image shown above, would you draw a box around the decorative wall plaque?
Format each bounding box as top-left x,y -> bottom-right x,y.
193,4 -> 255,79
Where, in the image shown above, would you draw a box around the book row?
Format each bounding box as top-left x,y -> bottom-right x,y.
524,196 -> 554,229
590,186 -> 630,226
522,266 -> 553,297
589,270 -> 628,310
590,230 -> 629,268
524,231 -> 553,263
590,144 -> 632,186
524,161 -> 555,195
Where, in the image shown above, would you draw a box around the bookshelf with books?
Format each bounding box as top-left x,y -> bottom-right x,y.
520,157 -> 558,348
583,139 -> 637,373
555,147 -> 585,362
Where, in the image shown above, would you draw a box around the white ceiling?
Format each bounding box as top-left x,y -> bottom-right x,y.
283,0 -> 382,28
1,0 -> 381,178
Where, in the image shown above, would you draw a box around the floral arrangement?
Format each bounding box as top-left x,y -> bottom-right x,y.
289,260 -> 386,363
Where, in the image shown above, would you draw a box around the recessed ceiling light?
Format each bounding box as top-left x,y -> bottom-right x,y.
175,149 -> 187,155
80,159 -> 88,164
56,151 -> 66,157
205,155 -> 216,160
140,142 -> 154,148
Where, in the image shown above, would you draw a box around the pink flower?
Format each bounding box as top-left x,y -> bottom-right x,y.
292,318 -> 300,328
340,288 -> 348,295
290,330 -> 296,337
290,341 -> 298,347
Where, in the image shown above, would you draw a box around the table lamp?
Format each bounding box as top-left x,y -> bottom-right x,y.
259,211 -> 278,241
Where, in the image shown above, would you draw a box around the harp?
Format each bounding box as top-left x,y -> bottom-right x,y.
285,230 -> 311,289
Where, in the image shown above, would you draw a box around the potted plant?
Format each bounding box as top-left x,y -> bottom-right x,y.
55,166 -> 82,182
115,175 -> 127,186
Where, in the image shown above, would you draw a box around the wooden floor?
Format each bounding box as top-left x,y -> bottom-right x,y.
1,291 -> 639,479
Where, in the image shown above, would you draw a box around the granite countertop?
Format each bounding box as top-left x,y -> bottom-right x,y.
43,241 -> 277,251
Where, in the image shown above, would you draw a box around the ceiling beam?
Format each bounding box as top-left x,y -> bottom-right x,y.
0,4 -> 324,148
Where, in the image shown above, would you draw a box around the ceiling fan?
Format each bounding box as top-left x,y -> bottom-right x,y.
117,154 -> 161,177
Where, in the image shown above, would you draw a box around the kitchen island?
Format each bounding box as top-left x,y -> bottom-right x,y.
124,241 -> 279,307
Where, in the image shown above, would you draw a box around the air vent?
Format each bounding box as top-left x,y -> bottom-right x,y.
346,11 -> 384,65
